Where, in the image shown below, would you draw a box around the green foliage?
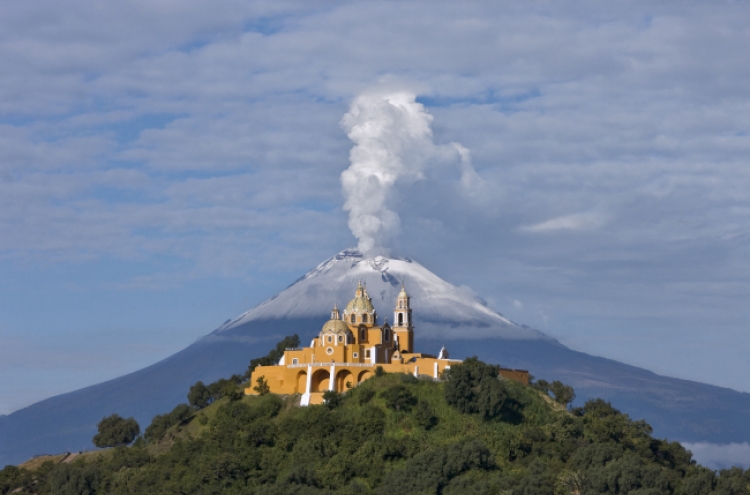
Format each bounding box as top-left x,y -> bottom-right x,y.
549,380 -> 576,407
144,403 -> 192,443
533,378 -> 576,408
188,374 -> 245,409
247,334 -> 301,377
44,462 -> 102,495
414,400 -> 438,430
377,439 -> 495,494
223,380 -> 244,401
187,380 -> 212,409
323,390 -> 341,409
533,378 -> 550,392
358,387 -> 376,405
444,356 -> 522,422
380,384 -> 417,412
0,465 -> 32,494
10,357 -> 750,495
374,365 -> 385,377
254,375 -> 271,395
92,414 -> 140,448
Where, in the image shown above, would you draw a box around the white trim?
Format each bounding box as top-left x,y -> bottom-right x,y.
288,362 -> 371,368
301,365 -> 313,406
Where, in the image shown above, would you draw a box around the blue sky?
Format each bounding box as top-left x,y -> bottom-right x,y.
2,0 -> 750,416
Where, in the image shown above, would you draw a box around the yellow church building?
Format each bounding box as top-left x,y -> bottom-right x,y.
246,282 -> 528,405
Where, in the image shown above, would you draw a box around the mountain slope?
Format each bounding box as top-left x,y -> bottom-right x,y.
215,249 -> 546,341
2,249 -> 750,467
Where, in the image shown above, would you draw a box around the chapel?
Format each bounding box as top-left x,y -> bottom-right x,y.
245,282 -> 528,405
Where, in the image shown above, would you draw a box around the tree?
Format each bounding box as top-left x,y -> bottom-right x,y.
92,414 -> 140,448
144,403 -> 193,443
223,381 -> 243,401
549,380 -> 576,407
444,357 -> 522,422
253,376 -> 270,395
188,381 -> 212,409
532,379 -> 550,393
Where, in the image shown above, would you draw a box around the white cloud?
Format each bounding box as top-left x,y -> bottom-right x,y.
682,442 -> 750,471
521,211 -> 608,233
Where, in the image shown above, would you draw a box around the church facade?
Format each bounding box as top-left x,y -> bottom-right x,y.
245,282 -> 528,405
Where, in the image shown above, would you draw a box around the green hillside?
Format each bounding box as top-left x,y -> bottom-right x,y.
2,358 -> 749,495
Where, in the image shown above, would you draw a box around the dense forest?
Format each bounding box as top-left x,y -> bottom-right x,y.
2,351 -> 749,495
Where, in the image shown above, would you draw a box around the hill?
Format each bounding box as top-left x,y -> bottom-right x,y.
2,359 -> 749,495
3,250 -> 750,467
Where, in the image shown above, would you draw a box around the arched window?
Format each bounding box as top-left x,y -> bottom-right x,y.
361,329 -> 366,341
398,313 -> 403,325
351,314 -> 356,324
362,314 -> 368,323
384,329 -> 390,342
327,335 -> 332,343
338,335 -> 343,343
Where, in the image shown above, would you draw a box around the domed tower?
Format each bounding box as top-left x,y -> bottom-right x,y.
393,284 -> 414,352
319,304 -> 352,347
343,281 -> 377,329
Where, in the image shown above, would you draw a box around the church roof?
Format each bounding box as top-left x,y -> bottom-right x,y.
321,319 -> 349,334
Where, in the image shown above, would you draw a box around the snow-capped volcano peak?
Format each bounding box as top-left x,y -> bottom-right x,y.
217,249 -> 549,341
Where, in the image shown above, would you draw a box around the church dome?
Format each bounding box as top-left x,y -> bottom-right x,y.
345,296 -> 374,314
345,281 -> 375,314
321,319 -> 349,334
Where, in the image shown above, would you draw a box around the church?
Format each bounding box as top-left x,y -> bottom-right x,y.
245,282 -> 528,405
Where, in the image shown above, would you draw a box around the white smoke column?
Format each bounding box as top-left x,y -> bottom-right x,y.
341,91 -> 479,254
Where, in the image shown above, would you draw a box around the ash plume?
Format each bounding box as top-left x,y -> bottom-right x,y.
340,90 -> 481,254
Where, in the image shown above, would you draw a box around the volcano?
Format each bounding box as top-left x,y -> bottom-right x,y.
2,249 -> 750,466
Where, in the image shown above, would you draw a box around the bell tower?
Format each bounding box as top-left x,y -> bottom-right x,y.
393,284 -> 414,353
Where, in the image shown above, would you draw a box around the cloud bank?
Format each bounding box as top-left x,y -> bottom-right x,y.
682,442 -> 750,471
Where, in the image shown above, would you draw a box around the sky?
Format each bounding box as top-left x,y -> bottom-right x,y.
2,0 -> 750,424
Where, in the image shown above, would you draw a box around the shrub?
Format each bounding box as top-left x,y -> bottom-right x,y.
323,390 -> 341,409
380,384 -> 417,412
358,388 -> 376,405
414,400 -> 438,430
